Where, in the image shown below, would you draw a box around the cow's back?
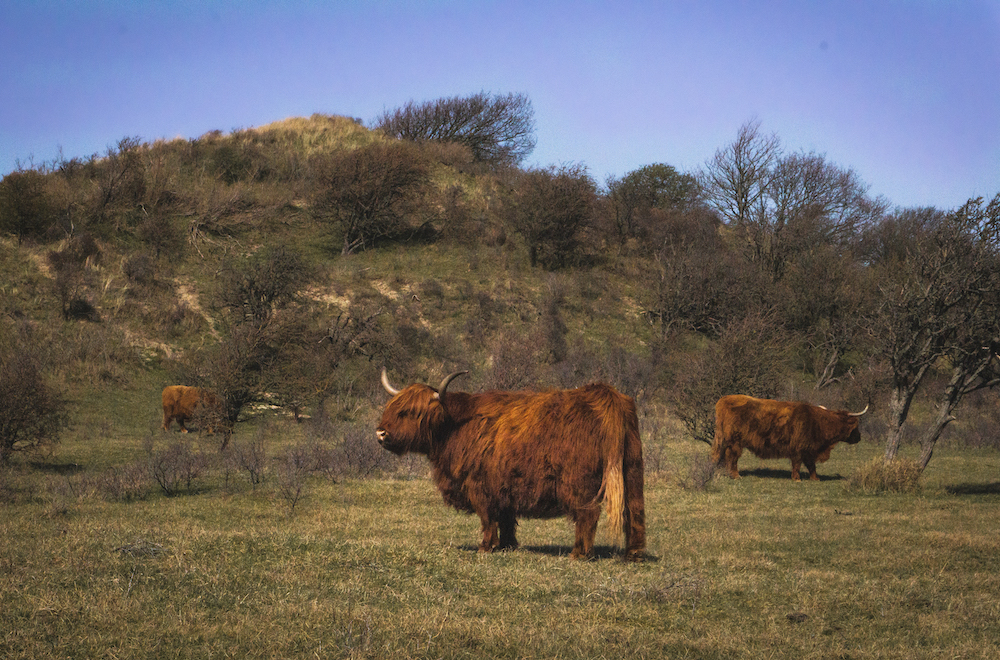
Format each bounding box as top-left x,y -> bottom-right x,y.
438,383 -> 632,517
162,385 -> 191,412
714,394 -> 799,459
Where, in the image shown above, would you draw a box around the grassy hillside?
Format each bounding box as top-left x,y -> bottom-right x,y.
1,113 -> 997,466
0,114 -> 658,434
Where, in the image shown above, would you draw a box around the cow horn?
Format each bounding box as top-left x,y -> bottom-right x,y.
437,370 -> 468,397
380,367 -> 401,396
849,404 -> 869,417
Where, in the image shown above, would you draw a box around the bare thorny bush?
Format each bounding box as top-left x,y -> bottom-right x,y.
304,405 -> 421,481
143,436 -> 209,496
663,311 -> 790,446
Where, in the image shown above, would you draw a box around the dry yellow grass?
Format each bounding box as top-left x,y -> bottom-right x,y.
3,436 -> 999,659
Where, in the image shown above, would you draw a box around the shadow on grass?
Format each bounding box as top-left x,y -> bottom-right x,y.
458,543 -> 658,562
29,461 -> 84,476
739,467 -> 847,482
945,482 -> 1000,496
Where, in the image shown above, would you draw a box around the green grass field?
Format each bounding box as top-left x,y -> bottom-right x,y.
3,422 -> 999,659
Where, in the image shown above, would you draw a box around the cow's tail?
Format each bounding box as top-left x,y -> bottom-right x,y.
602,458 -> 626,544
600,389 -> 644,556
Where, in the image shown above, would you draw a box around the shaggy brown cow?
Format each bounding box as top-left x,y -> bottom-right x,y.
161,386 -> 226,436
377,369 -> 646,560
712,395 -> 868,481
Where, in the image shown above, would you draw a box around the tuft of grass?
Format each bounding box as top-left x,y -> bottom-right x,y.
671,452 -> 718,491
846,456 -> 923,494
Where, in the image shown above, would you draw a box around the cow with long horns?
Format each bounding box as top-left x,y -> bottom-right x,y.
376,369 -> 646,560
712,394 -> 869,481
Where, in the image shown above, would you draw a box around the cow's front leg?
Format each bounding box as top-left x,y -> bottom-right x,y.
497,511 -> 519,551
571,506 -> 600,559
725,447 -> 742,479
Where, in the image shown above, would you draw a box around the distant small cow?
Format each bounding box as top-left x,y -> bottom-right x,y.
161,386 -> 227,438
712,394 -> 868,481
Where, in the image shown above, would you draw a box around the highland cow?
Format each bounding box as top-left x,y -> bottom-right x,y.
376,369 -> 646,560
712,394 -> 868,481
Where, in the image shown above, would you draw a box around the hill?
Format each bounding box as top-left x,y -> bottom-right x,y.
0,112 -> 998,474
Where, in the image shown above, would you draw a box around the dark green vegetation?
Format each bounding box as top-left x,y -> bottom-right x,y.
1,95 -> 999,657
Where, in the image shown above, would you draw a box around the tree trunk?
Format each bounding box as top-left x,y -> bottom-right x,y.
884,362 -> 933,463
813,348 -> 840,390
918,367 -> 964,469
884,384 -> 918,462
917,359 -> 999,470
918,410 -> 956,470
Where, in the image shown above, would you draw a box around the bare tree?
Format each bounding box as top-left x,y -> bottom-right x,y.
700,119 -> 780,232
778,245 -> 872,389
510,164 -> 597,270
663,311 -> 788,444
95,136 -> 146,224
605,163 -> 699,246
912,196 -> 1000,468
766,152 -> 886,275
313,142 -> 430,255
700,120 -> 885,279
218,246 -> 312,324
868,195 -> 1000,466
374,92 -> 536,168
0,336 -> 69,464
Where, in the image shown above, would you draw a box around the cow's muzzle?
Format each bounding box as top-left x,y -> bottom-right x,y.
375,429 -> 388,446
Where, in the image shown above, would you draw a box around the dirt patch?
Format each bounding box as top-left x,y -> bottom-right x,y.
174,278 -> 220,339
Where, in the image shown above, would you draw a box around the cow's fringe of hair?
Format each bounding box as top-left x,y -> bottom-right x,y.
602,464 -> 625,544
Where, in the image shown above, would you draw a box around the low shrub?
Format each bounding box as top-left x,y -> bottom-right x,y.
846,457 -> 922,494
672,453 -> 718,491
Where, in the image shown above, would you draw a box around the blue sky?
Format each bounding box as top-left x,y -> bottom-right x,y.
2,0 -> 998,210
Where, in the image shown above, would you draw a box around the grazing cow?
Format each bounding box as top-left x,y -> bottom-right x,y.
161,386 -> 226,437
376,369 -> 646,560
712,395 -> 868,481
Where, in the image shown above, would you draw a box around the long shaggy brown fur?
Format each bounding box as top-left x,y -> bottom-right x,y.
377,376 -> 645,560
161,386 -> 224,434
712,394 -> 863,481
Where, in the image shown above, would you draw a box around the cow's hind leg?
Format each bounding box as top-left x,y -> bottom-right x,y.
497,511 -> 519,551
790,459 -> 803,481
803,457 -> 820,481
478,515 -> 499,553
570,506 -> 600,559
